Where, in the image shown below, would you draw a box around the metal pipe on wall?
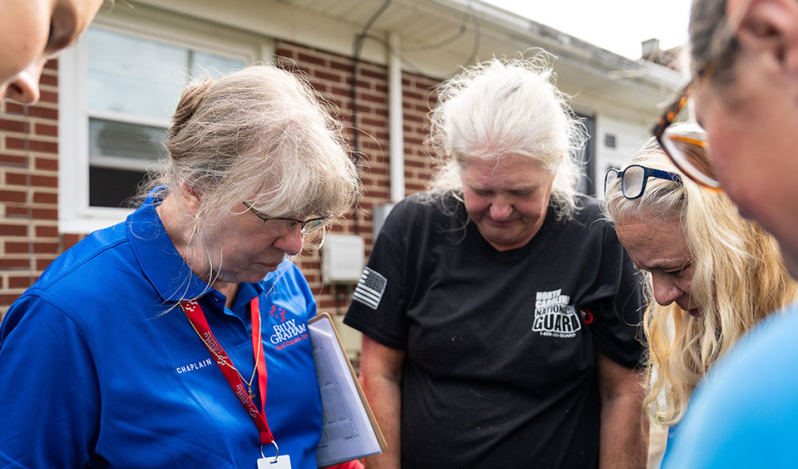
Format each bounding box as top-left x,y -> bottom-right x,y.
388,32 -> 405,203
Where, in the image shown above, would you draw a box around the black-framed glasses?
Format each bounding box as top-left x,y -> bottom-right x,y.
243,202 -> 326,236
652,82 -> 722,191
604,164 -> 683,200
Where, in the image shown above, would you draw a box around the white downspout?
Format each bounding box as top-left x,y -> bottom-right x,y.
388,32 -> 405,203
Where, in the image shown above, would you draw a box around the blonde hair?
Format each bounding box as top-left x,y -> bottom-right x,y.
139,64 -> 359,286
426,52 -> 586,220
604,123 -> 798,425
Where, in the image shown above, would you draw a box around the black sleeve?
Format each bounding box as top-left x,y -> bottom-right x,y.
343,200 -> 412,350
584,221 -> 646,369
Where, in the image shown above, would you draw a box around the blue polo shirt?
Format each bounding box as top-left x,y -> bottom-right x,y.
0,194 -> 323,468
660,303 -> 798,468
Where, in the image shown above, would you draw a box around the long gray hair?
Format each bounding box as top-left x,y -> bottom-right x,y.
138,64 -> 359,296
426,52 -> 587,220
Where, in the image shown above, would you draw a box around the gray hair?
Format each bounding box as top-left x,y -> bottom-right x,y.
140,64 -> 359,238
689,0 -> 739,83
426,52 -> 587,220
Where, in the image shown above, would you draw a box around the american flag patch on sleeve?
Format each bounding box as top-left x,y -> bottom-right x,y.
352,267 -> 388,310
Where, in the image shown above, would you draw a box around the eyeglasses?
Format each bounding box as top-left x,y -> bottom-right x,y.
652,83 -> 722,191
604,164 -> 683,200
242,202 -> 326,236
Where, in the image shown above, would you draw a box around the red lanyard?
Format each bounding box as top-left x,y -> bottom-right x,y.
180,297 -> 274,446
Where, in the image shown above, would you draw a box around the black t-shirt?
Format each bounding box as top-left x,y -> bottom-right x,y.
344,192 -> 644,469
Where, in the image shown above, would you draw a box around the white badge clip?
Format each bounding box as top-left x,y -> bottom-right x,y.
257,441 -> 291,469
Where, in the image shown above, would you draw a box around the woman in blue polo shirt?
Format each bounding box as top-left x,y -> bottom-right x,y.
0,65 -> 360,469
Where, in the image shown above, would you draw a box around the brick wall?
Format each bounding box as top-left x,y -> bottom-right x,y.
275,41 -> 439,316
0,60 -> 61,313
0,44 -> 441,317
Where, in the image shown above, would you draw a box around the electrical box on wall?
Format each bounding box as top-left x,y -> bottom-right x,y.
321,234 -> 365,284
372,203 -> 396,241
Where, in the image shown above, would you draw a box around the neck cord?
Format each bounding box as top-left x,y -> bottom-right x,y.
181,303 -> 262,399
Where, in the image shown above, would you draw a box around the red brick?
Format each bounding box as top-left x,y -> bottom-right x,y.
34,123 -> 58,137
358,92 -> 386,105
0,154 -> 27,167
39,90 -> 58,104
0,259 -> 32,270
33,191 -> 57,204
27,106 -> 58,120
0,223 -> 27,236
35,225 -> 59,237
31,174 -> 58,188
345,77 -> 372,89
5,241 -> 59,254
0,293 -> 24,308
44,58 -> 58,71
4,172 -> 57,188
31,208 -> 58,220
39,74 -> 58,87
3,102 -> 24,114
35,157 -> 58,171
5,207 -> 30,218
5,137 -> 58,153
330,86 -> 351,97
330,61 -> 352,73
361,117 -> 386,127
0,189 -> 27,203
64,234 -> 85,250
36,258 -> 57,270
8,276 -> 35,289
360,69 -> 386,80
314,70 -> 342,83
0,119 -> 25,132
298,52 -> 326,67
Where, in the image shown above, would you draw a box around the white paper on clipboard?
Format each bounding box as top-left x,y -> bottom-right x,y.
308,312 -> 386,467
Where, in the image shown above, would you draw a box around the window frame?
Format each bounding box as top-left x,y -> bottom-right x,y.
59,5 -> 273,234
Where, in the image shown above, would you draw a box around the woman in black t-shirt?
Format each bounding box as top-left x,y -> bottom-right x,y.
345,53 -> 648,469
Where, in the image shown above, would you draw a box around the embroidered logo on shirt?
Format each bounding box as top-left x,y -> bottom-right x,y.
532,289 -> 582,338
270,318 -> 309,351
270,305 -> 287,322
352,267 -> 388,310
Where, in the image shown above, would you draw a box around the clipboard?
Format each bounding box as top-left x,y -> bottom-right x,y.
308,312 -> 387,467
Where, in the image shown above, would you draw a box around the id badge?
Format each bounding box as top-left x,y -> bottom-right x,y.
257,455 -> 291,469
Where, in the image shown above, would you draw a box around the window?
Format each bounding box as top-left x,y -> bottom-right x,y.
59,5 -> 272,233
86,28 -> 247,208
576,113 -> 596,196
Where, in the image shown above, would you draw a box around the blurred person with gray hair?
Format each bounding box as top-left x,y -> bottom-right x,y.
639,0 -> 798,467
345,53 -> 648,469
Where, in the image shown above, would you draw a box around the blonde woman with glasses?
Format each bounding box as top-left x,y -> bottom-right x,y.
604,123 -> 798,467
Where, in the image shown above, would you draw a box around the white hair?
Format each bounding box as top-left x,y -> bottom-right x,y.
427,52 -> 587,219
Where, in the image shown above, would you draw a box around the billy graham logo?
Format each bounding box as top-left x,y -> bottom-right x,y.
268,306 -> 309,350
532,289 -> 581,338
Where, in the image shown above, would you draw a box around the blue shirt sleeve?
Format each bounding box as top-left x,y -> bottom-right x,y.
661,306 -> 798,468
0,294 -> 101,468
